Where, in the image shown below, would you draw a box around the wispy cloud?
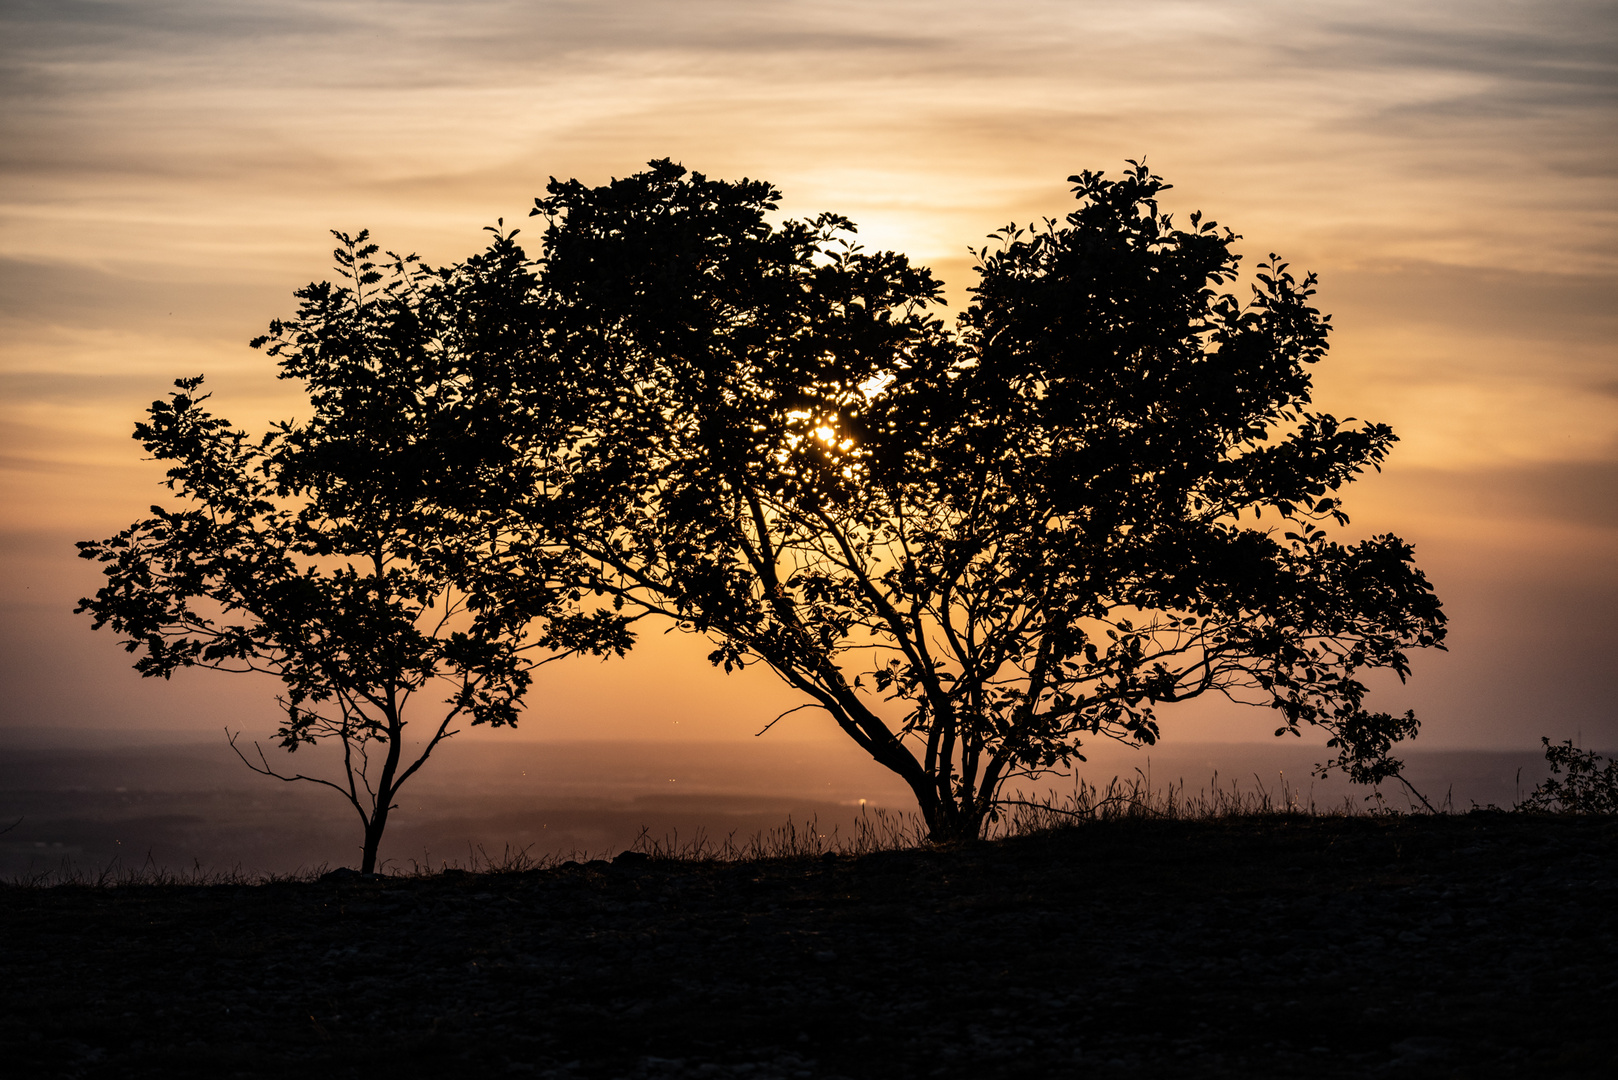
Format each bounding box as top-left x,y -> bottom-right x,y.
2,0 -> 1614,746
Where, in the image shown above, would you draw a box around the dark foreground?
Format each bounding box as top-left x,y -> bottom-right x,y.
5,815 -> 1615,1079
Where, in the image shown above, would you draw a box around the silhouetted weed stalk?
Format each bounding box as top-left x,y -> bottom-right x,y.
5,851 -> 329,889
627,768 -> 1412,862
627,804 -> 932,862
992,769 -> 1363,835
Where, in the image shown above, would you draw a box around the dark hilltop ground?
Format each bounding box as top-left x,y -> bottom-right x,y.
4,814 -> 1615,1079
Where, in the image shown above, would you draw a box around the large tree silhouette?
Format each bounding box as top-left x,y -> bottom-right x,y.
77,230 -> 627,872
520,161 -> 1446,840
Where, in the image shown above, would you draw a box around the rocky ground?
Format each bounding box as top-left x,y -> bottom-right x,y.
4,813 -> 1615,1079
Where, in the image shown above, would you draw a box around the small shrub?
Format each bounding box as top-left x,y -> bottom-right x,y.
1516,738 -> 1618,814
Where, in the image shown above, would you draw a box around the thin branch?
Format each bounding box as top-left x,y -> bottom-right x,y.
1391,770 -> 1440,815
755,702 -> 825,737
226,727 -> 369,823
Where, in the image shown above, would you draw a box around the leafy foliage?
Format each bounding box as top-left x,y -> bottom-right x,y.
515,161 -> 1447,840
76,229 -> 627,872
81,160 -> 1449,851
1517,738 -> 1618,814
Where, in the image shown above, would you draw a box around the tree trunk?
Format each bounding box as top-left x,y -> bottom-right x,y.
913,784 -> 985,844
360,711 -> 405,875
360,801 -> 389,874
924,811 -> 984,844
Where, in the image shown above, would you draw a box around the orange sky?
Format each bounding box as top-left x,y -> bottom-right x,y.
2,0 -> 1614,755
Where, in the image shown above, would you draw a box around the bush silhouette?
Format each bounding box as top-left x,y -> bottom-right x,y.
1518,738 -> 1618,814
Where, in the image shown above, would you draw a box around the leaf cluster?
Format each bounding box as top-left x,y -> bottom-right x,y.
506,160 -> 1447,836
76,229 -> 628,756
79,160 -> 1448,843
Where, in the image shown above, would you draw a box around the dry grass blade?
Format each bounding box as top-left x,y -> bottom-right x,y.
6,769 -> 1450,887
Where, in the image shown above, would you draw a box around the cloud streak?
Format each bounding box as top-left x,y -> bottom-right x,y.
2,0 -> 1614,748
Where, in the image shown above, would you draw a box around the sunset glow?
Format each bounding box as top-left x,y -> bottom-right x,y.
2,0 -> 1613,754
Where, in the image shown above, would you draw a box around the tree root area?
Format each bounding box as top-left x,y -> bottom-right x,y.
5,814 -> 1614,1078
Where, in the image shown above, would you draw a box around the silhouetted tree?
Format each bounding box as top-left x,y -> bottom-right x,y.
519,161 -> 1446,841
77,230 -> 628,873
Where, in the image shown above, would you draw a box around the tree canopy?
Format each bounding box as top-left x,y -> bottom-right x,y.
81,160 -> 1448,853
77,230 -> 627,872
517,160 -> 1446,840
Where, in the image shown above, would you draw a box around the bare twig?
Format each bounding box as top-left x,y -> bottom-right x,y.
226,727 -> 359,805
755,702 -> 825,737
1392,771 -> 1439,815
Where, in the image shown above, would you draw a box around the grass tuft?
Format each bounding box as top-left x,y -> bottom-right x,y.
8,758 -> 1576,888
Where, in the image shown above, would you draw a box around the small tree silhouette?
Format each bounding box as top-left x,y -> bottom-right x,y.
515,161 -> 1448,841
76,230 -> 628,872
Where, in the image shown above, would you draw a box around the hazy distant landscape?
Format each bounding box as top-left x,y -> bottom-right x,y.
0,728 -> 1568,879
